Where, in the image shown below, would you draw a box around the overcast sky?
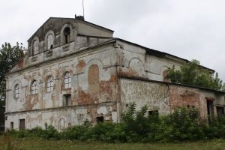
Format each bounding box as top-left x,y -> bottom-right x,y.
0,0 -> 225,81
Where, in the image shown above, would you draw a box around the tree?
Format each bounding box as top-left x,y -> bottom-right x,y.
167,60 -> 223,91
0,42 -> 25,131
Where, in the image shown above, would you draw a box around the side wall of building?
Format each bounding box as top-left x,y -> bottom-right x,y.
120,78 -> 225,118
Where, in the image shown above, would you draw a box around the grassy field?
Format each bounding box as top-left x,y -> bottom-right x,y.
1,135 -> 225,150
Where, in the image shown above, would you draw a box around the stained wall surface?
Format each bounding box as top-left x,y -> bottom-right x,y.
120,78 -> 225,118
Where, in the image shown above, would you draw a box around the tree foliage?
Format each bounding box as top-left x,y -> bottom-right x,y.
167,60 -> 223,90
0,42 -> 25,101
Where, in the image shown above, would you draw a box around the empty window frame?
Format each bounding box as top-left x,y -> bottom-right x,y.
46,76 -> 54,92
96,116 -> 104,123
31,80 -> 38,94
14,84 -> 19,99
63,27 -> 71,44
148,110 -> 159,116
10,122 -> 14,129
216,106 -> 224,117
64,72 -> 71,88
63,94 -> 71,106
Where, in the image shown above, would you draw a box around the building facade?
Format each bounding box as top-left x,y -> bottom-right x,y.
5,16 -> 225,130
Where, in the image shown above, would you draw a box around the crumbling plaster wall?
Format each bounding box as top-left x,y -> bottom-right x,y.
5,46 -> 119,130
120,79 -> 170,115
120,78 -> 225,118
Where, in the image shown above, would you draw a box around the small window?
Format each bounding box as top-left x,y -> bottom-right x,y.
217,107 -> 224,117
148,110 -> 159,116
64,27 -> 71,44
63,94 -> 71,106
47,34 -> 54,49
14,84 -> 19,99
64,72 -> 71,88
10,122 -> 14,129
96,116 -> 104,123
33,40 -> 39,55
31,80 -> 38,94
46,76 -> 54,92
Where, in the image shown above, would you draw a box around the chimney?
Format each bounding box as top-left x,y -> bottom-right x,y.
75,14 -> 85,21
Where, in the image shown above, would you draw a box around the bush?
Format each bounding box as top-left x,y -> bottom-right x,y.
5,104 -> 225,143
168,107 -> 205,141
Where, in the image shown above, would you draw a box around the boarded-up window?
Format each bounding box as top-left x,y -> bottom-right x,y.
19,119 -> 25,130
88,65 -> 99,93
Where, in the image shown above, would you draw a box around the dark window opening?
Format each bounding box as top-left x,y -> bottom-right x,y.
19,119 -> 25,130
148,110 -> 159,116
207,100 -> 214,124
10,122 -> 14,129
64,27 -> 71,44
50,45 -> 53,49
96,116 -> 104,123
63,94 -> 71,106
216,106 -> 224,117
5,116 -> 7,120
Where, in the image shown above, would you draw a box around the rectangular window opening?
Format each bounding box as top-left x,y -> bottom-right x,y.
10,122 -> 14,129
207,100 -> 214,124
96,116 -> 104,123
63,94 -> 71,106
216,106 -> 224,117
148,110 -> 159,116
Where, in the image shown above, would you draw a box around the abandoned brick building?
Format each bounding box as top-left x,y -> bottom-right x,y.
5,16 -> 225,130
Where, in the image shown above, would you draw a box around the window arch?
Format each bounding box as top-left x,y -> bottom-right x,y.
31,80 -> 38,94
64,72 -> 71,88
63,27 -> 70,44
88,65 -> 100,94
47,34 -> 54,49
33,40 -> 39,55
46,76 -> 54,92
14,84 -> 19,99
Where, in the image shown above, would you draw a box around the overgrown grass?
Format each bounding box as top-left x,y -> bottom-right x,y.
0,135 -> 225,150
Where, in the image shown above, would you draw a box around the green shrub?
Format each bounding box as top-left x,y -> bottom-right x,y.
168,107 -> 205,141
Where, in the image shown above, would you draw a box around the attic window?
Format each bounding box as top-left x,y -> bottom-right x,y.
33,40 -> 39,55
63,27 -> 70,44
47,34 -> 54,49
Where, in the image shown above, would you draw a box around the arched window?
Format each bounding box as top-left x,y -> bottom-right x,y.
64,72 -> 71,88
31,80 -> 38,94
63,27 -> 70,44
47,76 -> 54,92
33,40 -> 39,55
88,65 -> 99,94
47,34 -> 54,49
14,84 -> 19,99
